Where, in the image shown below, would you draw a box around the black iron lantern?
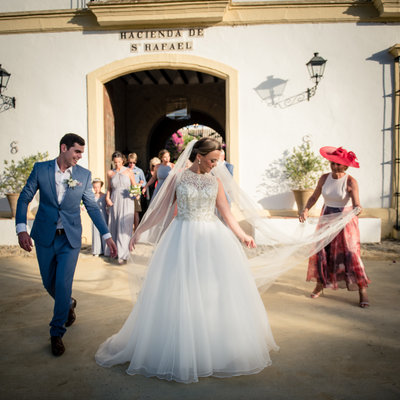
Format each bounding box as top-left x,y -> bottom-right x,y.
306,53 -> 327,85
0,64 -> 11,93
0,64 -> 16,111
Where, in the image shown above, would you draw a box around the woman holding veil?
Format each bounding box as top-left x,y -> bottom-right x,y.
299,146 -> 370,307
96,138 -> 359,383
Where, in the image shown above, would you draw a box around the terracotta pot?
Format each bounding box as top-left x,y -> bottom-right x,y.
6,193 -> 19,219
5,193 -> 35,219
292,189 -> 314,213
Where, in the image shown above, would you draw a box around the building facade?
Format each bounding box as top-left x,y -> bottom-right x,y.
1,0 -> 399,239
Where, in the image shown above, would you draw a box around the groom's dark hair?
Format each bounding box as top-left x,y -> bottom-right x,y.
60,133 -> 85,151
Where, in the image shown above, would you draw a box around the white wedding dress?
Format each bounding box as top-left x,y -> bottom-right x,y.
95,168 -> 279,383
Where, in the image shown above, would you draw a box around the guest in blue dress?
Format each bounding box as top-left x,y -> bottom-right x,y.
143,157 -> 160,212
142,149 -> 174,201
219,148 -> 234,176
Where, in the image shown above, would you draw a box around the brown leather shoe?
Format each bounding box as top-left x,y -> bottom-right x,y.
65,298 -> 77,327
51,336 -> 65,357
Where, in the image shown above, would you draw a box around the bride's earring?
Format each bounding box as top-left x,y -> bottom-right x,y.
198,159 -> 201,165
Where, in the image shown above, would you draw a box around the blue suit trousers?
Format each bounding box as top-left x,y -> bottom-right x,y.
36,233 -> 80,337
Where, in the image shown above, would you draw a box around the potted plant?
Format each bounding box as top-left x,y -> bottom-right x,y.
0,151 -> 48,218
283,141 -> 328,212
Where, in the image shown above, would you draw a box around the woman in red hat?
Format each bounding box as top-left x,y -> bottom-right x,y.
299,146 -> 370,308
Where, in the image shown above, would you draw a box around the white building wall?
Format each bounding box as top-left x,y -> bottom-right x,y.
0,22 -> 399,212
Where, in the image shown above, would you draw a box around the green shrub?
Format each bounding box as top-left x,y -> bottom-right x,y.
284,142 -> 328,190
0,152 -> 49,196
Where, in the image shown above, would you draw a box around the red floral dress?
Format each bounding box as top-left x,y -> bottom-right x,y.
306,174 -> 370,290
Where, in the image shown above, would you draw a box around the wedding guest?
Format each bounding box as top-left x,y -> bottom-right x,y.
219,147 -> 234,207
16,133 -> 117,357
127,153 -> 146,231
91,178 -> 108,256
142,149 -> 174,201
144,157 -> 160,202
219,148 -> 234,175
105,151 -> 136,264
299,146 -> 370,308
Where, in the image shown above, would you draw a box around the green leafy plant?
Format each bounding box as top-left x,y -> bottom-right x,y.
283,142 -> 328,190
0,152 -> 49,196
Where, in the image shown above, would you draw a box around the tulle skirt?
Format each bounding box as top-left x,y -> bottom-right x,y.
95,216 -> 278,383
307,206 -> 370,290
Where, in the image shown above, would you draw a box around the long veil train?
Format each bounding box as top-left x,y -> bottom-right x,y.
96,139 -> 359,383
128,139 -> 358,294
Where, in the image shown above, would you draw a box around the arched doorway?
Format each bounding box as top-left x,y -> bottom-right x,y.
103,68 -> 226,170
87,54 -> 238,180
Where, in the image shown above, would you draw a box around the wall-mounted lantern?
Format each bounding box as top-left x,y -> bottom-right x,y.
306,52 -> 327,100
0,64 -> 16,112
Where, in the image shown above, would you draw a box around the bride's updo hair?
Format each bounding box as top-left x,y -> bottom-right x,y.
189,137 -> 222,162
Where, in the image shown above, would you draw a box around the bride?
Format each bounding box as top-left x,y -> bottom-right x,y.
95,137 -> 279,383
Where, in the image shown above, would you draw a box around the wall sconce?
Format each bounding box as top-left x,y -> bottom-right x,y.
306,52 -> 327,100
0,64 -> 16,112
255,52 -> 327,108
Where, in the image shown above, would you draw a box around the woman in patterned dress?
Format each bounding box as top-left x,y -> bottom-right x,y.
299,146 -> 370,308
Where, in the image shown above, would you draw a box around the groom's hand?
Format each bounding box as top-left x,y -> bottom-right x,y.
106,238 -> 118,258
18,232 -> 33,252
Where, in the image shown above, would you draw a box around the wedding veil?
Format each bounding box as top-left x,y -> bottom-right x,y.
129,139 -> 359,293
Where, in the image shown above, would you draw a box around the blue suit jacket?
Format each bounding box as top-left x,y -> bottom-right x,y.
16,159 -> 109,249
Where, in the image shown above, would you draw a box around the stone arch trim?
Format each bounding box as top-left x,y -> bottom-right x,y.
87,54 -> 238,181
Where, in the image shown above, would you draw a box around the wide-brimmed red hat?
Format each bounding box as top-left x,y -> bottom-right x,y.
319,146 -> 360,168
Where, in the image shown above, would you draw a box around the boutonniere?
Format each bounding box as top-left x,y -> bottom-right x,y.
64,177 -> 82,189
129,184 -> 141,199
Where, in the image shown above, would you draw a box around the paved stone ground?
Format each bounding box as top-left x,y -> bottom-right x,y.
0,241 -> 399,400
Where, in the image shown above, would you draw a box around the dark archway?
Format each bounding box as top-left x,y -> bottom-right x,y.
148,110 -> 225,160
104,68 -> 226,171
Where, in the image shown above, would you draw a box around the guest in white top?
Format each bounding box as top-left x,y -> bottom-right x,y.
299,146 -> 370,308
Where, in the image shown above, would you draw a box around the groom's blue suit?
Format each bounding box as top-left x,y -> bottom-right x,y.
16,159 -> 109,337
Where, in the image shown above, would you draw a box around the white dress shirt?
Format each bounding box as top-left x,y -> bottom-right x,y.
55,160 -> 72,229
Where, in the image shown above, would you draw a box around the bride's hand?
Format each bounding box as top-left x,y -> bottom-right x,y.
242,234 -> 256,249
129,236 -> 136,251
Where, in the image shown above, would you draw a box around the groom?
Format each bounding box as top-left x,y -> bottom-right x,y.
16,133 -> 117,357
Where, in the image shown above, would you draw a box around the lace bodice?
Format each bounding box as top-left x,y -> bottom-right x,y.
176,169 -> 218,220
